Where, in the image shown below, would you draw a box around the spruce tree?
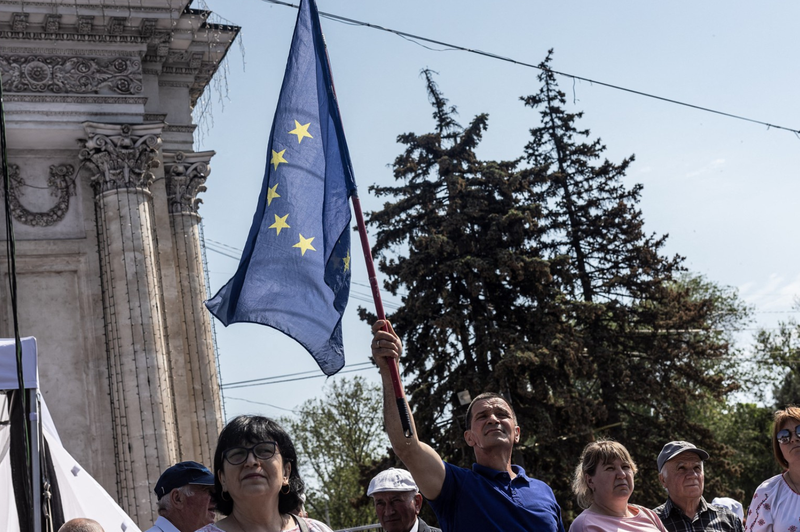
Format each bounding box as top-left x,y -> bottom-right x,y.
518,51 -> 746,509
361,70 -> 562,463
362,61 -> 750,519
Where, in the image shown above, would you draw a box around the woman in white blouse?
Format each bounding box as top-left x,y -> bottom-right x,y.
746,406 -> 800,531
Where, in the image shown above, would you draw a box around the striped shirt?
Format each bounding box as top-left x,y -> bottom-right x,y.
654,497 -> 744,532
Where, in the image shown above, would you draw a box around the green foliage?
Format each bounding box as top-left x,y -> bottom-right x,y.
694,400 -> 779,503
361,54 -> 754,526
281,376 -> 387,529
752,313 -> 800,408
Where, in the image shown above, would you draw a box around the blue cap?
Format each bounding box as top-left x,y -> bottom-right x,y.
154,461 -> 215,500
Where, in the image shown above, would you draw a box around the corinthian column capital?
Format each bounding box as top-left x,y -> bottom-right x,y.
163,150 -> 215,215
80,122 -> 164,194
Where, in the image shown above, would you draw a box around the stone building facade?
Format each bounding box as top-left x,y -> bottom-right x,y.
0,0 -> 238,525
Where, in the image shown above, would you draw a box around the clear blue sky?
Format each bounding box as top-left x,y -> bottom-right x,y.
195,0 -> 800,420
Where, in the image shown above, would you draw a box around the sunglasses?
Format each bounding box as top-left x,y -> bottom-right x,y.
776,425 -> 800,445
223,441 -> 278,465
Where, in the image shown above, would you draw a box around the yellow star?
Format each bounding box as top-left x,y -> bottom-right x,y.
343,250 -> 351,272
288,120 -> 313,144
267,183 -> 280,206
293,234 -> 316,256
271,149 -> 288,171
269,214 -> 290,235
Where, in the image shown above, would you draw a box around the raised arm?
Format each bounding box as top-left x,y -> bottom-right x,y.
371,319 -> 446,500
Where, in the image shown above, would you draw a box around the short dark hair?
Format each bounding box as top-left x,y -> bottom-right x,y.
465,392 -> 516,430
212,415 -> 305,515
772,405 -> 800,469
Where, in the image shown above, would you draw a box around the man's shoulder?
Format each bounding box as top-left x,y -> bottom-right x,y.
417,517 -> 442,532
652,500 -> 669,517
144,516 -> 180,532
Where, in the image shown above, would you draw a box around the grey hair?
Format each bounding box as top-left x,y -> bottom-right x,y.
659,459 -> 703,485
58,518 -> 105,532
157,484 -> 196,514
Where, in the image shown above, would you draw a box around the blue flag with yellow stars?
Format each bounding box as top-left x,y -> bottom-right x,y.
205,0 -> 356,376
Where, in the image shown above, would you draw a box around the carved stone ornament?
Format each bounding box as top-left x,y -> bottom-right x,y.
0,55 -> 142,95
163,150 -> 214,215
45,14 -> 62,33
107,17 -> 127,35
1,163 -> 76,227
77,16 -> 94,34
80,123 -> 163,195
12,13 -> 29,32
140,19 -> 157,38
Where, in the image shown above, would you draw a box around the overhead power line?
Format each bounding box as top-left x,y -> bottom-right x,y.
260,0 -> 800,137
222,362 -> 375,390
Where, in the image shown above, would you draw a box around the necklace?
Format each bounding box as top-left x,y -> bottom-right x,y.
784,471 -> 800,494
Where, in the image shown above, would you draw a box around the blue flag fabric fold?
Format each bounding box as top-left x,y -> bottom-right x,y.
205,0 -> 357,376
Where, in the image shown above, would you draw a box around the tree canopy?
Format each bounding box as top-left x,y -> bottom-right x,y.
361,52 -> 754,521
281,376 -> 387,529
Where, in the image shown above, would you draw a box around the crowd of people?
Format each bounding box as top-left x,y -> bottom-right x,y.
59,320 -> 800,532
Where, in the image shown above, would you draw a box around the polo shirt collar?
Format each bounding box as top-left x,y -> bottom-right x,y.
472,463 -> 531,483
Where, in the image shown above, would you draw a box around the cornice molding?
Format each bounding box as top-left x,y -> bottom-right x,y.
0,30 -> 147,44
164,125 -> 196,134
0,1 -> 177,13
0,47 -> 140,58
5,94 -> 147,104
5,110 -> 143,117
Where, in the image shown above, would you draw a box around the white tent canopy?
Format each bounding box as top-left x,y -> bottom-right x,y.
0,337 -> 141,532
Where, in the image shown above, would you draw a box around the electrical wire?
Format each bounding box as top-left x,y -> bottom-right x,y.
225,396 -> 298,412
259,0 -> 800,137
0,59 -> 31,476
222,361 -> 373,388
222,363 -> 375,390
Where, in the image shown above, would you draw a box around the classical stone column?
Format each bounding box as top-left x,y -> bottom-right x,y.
80,122 -> 178,525
163,150 -> 223,466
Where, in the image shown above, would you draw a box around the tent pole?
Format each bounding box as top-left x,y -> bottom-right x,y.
29,389 -> 40,532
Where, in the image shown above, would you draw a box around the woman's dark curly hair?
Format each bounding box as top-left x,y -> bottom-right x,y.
213,415 -> 305,515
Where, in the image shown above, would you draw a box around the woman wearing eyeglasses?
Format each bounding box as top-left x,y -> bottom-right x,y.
570,440 -> 666,532
197,415 -> 334,532
746,406 -> 800,532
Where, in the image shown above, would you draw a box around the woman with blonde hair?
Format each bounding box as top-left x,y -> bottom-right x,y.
570,440 -> 666,532
746,405 -> 800,531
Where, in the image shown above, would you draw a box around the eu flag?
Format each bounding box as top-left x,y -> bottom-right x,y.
205,0 -> 357,375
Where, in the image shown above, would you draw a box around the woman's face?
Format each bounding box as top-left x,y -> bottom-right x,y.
587,458 -> 634,507
778,419 -> 800,468
218,440 -> 291,506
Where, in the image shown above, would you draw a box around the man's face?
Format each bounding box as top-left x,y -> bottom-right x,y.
659,452 -> 704,502
464,398 -> 520,452
373,491 -> 421,532
178,485 -> 216,531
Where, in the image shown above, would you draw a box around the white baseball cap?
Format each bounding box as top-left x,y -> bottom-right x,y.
367,468 -> 418,496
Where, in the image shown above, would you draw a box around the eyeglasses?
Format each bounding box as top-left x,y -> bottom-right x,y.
776,425 -> 800,445
223,441 -> 278,465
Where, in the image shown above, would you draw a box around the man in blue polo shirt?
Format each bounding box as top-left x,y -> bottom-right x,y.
371,320 -> 565,532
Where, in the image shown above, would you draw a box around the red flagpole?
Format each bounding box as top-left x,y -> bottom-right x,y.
351,193 -> 414,438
